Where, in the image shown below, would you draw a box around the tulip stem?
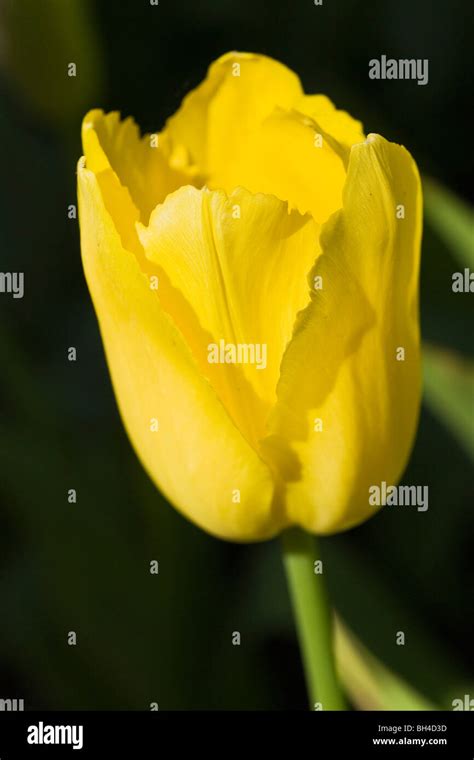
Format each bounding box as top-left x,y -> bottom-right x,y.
281,527 -> 345,710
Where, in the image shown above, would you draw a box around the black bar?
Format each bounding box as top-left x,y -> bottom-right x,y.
0,711 -> 472,757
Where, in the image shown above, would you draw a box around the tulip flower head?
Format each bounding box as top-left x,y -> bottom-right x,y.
78,52 -> 422,541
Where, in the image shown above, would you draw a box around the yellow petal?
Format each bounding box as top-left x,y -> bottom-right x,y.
82,109 -> 199,224
212,107 -> 349,223
82,110 -> 142,254
296,94 -> 365,151
165,52 -> 364,224
165,51 -> 303,179
77,160 -> 279,542
265,134 -> 422,534
137,185 -> 319,450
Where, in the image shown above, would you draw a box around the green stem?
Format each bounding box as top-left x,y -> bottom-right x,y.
281,527 -> 345,710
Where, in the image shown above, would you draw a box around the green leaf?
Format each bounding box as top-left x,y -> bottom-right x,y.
335,619 -> 436,710
423,177 -> 474,268
423,343 -> 474,461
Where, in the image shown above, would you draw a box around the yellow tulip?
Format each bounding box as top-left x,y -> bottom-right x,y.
78,51 -> 422,542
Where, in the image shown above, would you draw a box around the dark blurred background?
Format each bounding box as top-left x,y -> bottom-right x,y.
0,0 -> 472,710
